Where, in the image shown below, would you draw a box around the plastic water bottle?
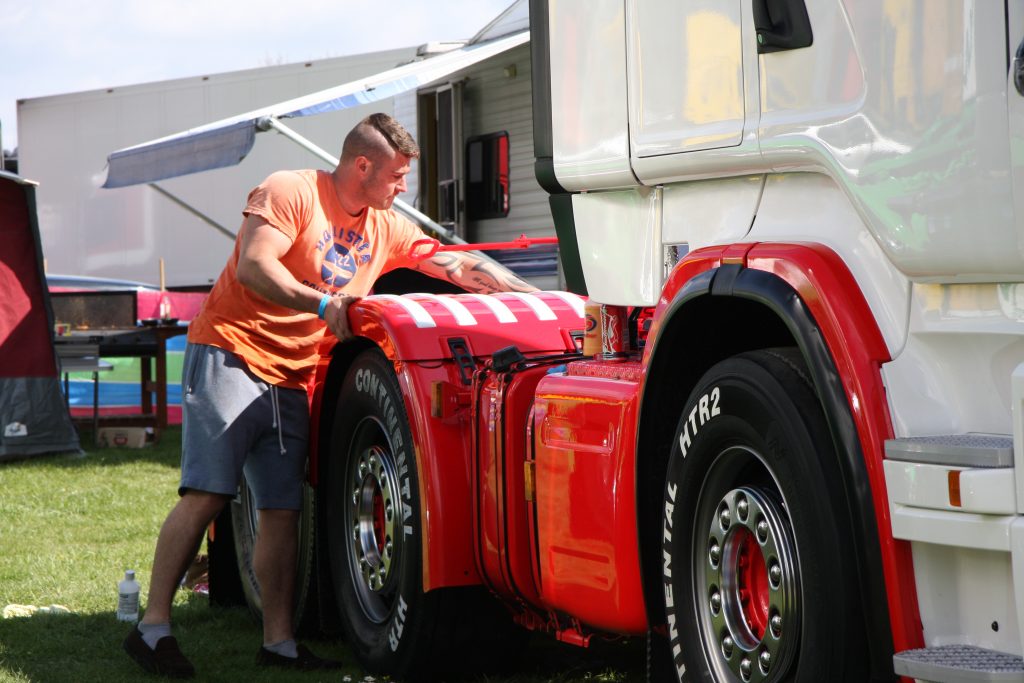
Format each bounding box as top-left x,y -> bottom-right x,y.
117,569 -> 140,622
158,296 -> 171,321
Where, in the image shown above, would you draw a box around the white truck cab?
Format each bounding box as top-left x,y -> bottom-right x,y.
532,1 -> 1024,681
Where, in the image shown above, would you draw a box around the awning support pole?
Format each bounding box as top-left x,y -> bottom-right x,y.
147,183 -> 237,241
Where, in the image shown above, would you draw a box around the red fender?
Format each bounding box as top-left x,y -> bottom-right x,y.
311,291 -> 584,591
647,242 -> 923,656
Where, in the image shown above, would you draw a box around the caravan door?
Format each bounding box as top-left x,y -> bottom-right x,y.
418,83 -> 465,239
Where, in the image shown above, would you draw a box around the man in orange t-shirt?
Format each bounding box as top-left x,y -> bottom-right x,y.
124,113 -> 536,678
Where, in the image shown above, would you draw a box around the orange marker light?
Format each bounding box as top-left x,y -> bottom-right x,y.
948,470 -> 962,508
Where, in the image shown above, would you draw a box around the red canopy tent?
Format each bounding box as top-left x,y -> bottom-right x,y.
0,171 -> 79,460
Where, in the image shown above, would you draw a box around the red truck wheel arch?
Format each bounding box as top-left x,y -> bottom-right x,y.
645,242 -> 922,660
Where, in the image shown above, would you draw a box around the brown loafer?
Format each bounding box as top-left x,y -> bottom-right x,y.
256,643 -> 343,670
123,627 -> 196,678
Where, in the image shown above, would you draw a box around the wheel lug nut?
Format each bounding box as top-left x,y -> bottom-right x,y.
756,519 -> 769,543
385,539 -> 393,556
721,635 -> 734,658
759,649 -> 771,673
737,496 -> 749,521
359,461 -> 368,477
352,524 -> 359,541
770,613 -> 783,637
739,657 -> 752,680
769,560 -> 782,588
709,541 -> 721,567
719,506 -> 731,530
710,589 -> 722,615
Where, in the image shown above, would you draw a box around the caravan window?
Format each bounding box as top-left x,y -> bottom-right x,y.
465,132 -> 509,220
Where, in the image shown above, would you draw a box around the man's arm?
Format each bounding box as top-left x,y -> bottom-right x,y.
236,214 -> 356,340
412,250 -> 538,293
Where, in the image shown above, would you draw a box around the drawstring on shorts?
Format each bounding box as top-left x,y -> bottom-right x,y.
269,385 -> 287,455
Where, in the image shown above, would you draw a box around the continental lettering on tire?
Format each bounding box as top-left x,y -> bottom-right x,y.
388,595 -> 409,651
355,367 -> 414,537
677,387 -> 720,457
663,481 -> 686,680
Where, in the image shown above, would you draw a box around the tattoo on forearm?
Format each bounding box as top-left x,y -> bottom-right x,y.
429,253 -> 462,281
468,262 -> 533,293
418,253 -> 534,293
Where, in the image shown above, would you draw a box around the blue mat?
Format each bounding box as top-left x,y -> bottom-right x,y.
65,381 -> 182,408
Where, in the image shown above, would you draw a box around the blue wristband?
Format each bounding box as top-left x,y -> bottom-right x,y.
317,294 -> 331,320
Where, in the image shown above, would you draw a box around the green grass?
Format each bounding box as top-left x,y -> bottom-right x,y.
0,427 -> 643,682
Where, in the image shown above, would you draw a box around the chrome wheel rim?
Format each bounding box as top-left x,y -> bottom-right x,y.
344,417 -> 402,623
696,449 -> 800,682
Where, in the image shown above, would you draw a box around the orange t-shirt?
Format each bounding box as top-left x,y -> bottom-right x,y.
188,169 -> 425,389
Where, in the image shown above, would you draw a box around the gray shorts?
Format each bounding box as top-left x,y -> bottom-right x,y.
179,343 -> 309,510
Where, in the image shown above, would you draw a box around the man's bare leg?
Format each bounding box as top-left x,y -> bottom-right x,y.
251,511 -> 342,671
142,491 -> 229,625
254,508 -> 299,646
124,490 -> 227,678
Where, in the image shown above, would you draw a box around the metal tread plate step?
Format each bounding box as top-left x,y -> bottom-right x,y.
885,434 -> 1015,468
894,645 -> 1024,682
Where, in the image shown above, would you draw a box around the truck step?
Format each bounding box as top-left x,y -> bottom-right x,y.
885,434 -> 1014,468
893,645 -> 1024,682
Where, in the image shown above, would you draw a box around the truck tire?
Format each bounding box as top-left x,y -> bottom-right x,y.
324,349 -> 525,679
229,473 -> 318,633
661,349 -> 867,683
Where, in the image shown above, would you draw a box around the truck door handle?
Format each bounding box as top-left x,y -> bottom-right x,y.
753,0 -> 813,54
1014,37 -> 1024,96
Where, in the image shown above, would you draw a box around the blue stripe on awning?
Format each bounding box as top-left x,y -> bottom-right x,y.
286,75 -> 431,117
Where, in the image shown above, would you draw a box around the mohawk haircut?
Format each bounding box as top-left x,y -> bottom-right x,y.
341,113 -> 420,162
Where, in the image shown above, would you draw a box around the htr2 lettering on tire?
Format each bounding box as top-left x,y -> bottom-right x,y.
661,348 -> 868,683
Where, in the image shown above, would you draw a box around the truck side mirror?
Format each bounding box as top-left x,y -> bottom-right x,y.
753,0 -> 813,54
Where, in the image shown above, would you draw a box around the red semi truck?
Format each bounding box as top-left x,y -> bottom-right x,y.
205,1 -> 1024,682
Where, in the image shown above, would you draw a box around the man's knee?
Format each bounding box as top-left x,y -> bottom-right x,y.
176,489 -> 231,525
257,508 -> 300,524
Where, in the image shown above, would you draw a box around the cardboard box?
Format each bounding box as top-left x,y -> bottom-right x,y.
97,427 -> 150,449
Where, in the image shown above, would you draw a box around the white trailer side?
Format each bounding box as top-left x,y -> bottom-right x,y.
18,47 -> 416,288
